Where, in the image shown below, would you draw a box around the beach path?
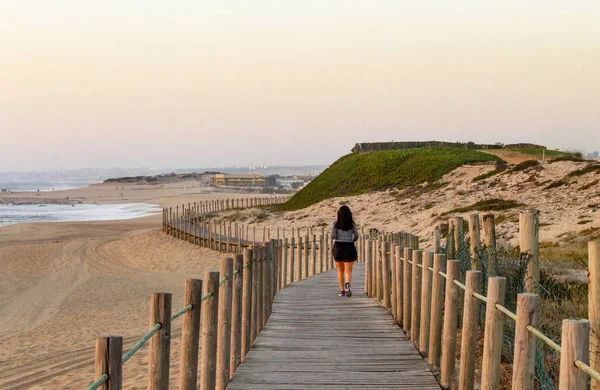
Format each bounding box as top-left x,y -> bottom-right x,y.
228,262 -> 440,389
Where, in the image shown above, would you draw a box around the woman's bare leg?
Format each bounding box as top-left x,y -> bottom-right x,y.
336,261 -> 346,291
345,261 -> 354,285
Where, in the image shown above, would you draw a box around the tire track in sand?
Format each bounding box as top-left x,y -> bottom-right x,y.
0,231 -> 187,389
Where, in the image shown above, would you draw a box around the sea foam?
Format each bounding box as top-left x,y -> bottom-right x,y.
0,203 -> 161,227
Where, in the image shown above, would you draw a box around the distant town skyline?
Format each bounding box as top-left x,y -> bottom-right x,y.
1,1 -> 599,171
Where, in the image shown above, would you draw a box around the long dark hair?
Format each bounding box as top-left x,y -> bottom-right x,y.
335,205 -> 354,231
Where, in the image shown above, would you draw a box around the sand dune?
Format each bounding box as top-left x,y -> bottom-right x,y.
216,160 -> 599,255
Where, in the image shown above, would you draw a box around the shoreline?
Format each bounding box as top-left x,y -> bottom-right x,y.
0,180 -> 273,208
0,202 -> 162,229
0,198 -> 82,205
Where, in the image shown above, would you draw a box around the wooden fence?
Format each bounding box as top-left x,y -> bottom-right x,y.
94,193 -> 600,389
367,213 -> 600,390
162,196 -> 289,232
91,196 -> 410,389
161,197 -> 417,259
90,235 -> 352,389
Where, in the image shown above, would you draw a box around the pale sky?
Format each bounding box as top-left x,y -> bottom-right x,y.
1,1 -> 599,171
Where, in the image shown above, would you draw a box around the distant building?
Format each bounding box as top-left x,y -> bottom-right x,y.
213,173 -> 278,187
277,177 -> 305,189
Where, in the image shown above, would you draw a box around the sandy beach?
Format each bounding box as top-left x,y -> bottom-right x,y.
0,183 -> 269,389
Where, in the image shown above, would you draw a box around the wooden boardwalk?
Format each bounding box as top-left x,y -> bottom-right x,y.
228,263 -> 440,389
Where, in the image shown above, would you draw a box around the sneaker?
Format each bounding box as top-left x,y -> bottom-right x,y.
339,290 -> 345,297
345,283 -> 352,297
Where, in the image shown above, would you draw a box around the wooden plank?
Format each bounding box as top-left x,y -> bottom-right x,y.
229,263 -> 439,389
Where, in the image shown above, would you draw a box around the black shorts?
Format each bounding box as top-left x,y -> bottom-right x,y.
332,242 -> 358,262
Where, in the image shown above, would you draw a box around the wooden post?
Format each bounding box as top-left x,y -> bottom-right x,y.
311,234 -> 317,277
282,238 -> 289,287
480,277 -> 507,390
272,240 -> 278,305
458,270 -> 483,390
446,221 -> 456,260
365,239 -> 372,296
326,233 -> 332,270
230,254 -> 243,377
403,247 -> 412,334
289,237 -> 296,283
179,279 -> 203,390
267,242 -> 273,308
411,250 -> 422,345
251,249 -> 259,342
468,214 -> 481,270
520,210 -> 540,294
440,260 -> 461,388
319,234 -> 324,273
452,217 -> 464,256
219,223 -> 224,252
372,238 -> 379,298
371,240 -> 377,298
148,293 -> 172,390
241,249 -> 253,360
377,239 -> 383,301
276,238 -> 283,290
482,213 -> 497,276
95,336 -> 122,390
390,243 -> 397,318
303,236 -> 309,280
363,234 -> 367,263
511,293 -> 540,390
297,237 -> 303,281
419,251 -> 433,357
216,257 -> 233,390
382,241 -> 391,309
200,271 -> 220,390
433,226 -> 441,253
395,246 -> 403,325
265,243 -> 272,318
590,239 -> 600,388
270,240 -> 278,303
262,246 -> 269,329
559,319 -> 590,390
226,223 -> 230,253
256,249 -> 264,334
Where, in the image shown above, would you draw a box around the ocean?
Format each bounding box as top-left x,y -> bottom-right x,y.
0,202 -> 162,227
0,180 -> 93,192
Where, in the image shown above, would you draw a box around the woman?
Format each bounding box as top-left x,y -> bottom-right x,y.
331,205 -> 359,297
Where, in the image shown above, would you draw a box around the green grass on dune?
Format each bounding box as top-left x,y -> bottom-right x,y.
280,147 -> 503,211
507,148 -> 566,159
